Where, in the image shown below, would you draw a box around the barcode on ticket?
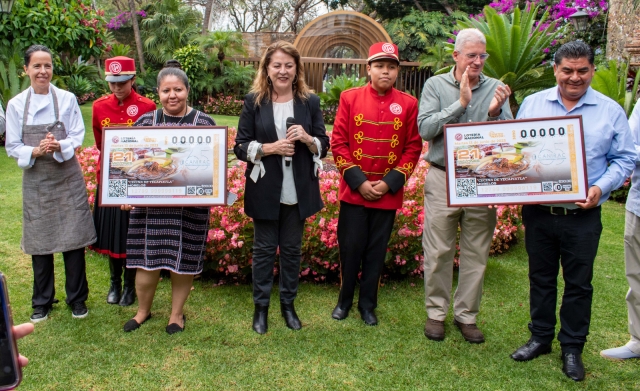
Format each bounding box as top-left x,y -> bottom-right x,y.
108,179 -> 128,198
456,178 -> 477,198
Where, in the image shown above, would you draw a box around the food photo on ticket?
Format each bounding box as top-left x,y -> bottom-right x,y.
99,126 -> 229,207
443,115 -> 588,207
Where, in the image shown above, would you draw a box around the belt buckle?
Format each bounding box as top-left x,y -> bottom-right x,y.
549,206 -> 567,216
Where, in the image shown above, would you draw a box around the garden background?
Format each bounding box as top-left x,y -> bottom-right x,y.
1,0 -> 639,389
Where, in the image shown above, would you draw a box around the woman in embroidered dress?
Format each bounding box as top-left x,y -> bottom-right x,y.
121,66 -> 216,334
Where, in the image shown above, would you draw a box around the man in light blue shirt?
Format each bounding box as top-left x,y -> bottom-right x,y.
600,102 -> 640,361
509,41 -> 635,381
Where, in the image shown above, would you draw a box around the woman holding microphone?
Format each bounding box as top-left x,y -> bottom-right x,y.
234,41 -> 329,334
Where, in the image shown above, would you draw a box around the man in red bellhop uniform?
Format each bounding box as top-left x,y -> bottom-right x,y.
91,56 -> 156,306
330,42 -> 423,326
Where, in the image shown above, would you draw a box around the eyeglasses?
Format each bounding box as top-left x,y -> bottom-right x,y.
464,53 -> 490,61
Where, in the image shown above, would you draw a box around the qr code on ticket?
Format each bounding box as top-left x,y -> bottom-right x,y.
455,178 -> 477,198
542,182 -> 554,192
108,179 -> 128,198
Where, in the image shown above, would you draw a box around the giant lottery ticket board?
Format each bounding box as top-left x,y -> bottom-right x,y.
99,126 -> 228,206
443,116 -> 588,207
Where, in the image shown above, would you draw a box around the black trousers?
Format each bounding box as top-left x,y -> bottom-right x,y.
336,201 -> 396,311
522,205 -> 602,353
252,204 -> 305,306
31,247 -> 89,308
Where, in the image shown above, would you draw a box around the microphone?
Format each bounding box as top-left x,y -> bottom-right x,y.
285,117 -> 296,167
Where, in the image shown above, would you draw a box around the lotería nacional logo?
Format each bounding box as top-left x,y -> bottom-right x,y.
109,61 -> 122,75
455,133 -> 463,141
389,103 -> 402,114
127,105 -> 139,116
382,43 -> 395,54
112,136 -> 120,144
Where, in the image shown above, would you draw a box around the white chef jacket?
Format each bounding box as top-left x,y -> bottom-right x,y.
0,102 -> 5,136
5,85 -> 85,169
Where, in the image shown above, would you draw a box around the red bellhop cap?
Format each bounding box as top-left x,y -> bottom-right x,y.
367,42 -> 400,64
105,56 -> 136,82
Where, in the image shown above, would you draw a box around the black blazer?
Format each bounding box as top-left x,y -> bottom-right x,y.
234,93 -> 330,220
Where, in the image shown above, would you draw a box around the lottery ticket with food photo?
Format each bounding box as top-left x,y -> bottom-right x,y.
100,127 -> 228,206
443,116 -> 587,207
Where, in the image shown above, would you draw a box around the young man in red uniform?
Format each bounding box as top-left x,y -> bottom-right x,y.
91,56 -> 156,306
331,42 -> 423,325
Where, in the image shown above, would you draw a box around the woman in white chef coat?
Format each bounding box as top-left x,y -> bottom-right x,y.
5,45 -> 96,323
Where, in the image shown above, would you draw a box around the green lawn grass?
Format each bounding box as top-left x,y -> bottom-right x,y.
1,103 -> 637,390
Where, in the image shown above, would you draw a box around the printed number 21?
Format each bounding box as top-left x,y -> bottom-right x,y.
458,148 -> 481,160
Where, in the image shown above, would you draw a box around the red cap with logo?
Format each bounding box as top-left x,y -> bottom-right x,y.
105,56 -> 136,82
367,42 -> 400,64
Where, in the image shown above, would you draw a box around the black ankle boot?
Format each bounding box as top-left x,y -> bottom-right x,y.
252,304 -> 269,334
107,258 -> 123,304
119,267 -> 136,306
281,302 -> 302,330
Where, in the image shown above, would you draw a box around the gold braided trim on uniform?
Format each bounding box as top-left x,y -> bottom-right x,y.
354,114 -> 403,130
335,156 -> 357,172
359,165 -> 391,176
354,132 -> 399,147
352,149 -> 397,164
101,118 -> 135,127
392,162 -> 415,182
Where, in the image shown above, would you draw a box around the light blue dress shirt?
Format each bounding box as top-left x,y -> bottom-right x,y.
517,86 -> 635,207
626,103 -> 640,217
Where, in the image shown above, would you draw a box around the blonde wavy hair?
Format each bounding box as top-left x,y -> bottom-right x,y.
249,41 -> 311,107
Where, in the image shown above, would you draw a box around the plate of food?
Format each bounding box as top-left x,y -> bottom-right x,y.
122,157 -> 180,181
472,153 -> 530,178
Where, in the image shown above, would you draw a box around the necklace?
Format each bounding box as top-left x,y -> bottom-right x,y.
161,106 -> 189,125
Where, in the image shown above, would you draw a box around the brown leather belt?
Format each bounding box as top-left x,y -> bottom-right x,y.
535,205 -> 585,215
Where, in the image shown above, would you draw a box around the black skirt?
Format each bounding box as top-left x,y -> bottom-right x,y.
90,184 -> 129,259
126,206 -> 210,274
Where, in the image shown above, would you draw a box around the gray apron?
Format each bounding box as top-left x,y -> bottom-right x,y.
20,88 -> 96,255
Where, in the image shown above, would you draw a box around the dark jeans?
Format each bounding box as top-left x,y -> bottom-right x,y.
32,247 -> 89,308
522,205 -> 602,353
336,201 -> 396,311
252,204 -> 305,306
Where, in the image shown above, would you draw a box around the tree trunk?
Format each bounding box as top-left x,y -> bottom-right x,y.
129,0 -> 145,72
202,0 -> 214,35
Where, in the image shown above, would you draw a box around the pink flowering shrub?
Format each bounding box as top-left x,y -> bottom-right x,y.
202,94 -> 244,116
76,145 -> 100,209
77,139 -> 523,283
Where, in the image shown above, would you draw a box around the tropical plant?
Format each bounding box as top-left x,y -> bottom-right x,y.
591,60 -> 640,117
0,58 -> 29,108
418,41 -> 454,70
318,74 -> 367,123
109,43 -> 133,57
66,75 -> 94,101
141,0 -> 202,65
384,10 -> 467,61
199,31 -> 247,66
441,4 -> 564,113
173,44 -> 207,102
0,0 -> 109,61
56,58 -> 101,82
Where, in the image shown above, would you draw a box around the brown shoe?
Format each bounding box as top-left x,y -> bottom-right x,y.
424,318 -> 445,341
454,319 -> 484,343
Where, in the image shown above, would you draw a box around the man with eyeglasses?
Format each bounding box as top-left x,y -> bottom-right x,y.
510,41 -> 635,381
418,28 -> 512,344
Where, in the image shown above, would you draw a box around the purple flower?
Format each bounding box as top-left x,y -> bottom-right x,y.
543,48 -> 550,53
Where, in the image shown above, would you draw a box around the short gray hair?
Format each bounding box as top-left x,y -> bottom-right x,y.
454,29 -> 486,52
